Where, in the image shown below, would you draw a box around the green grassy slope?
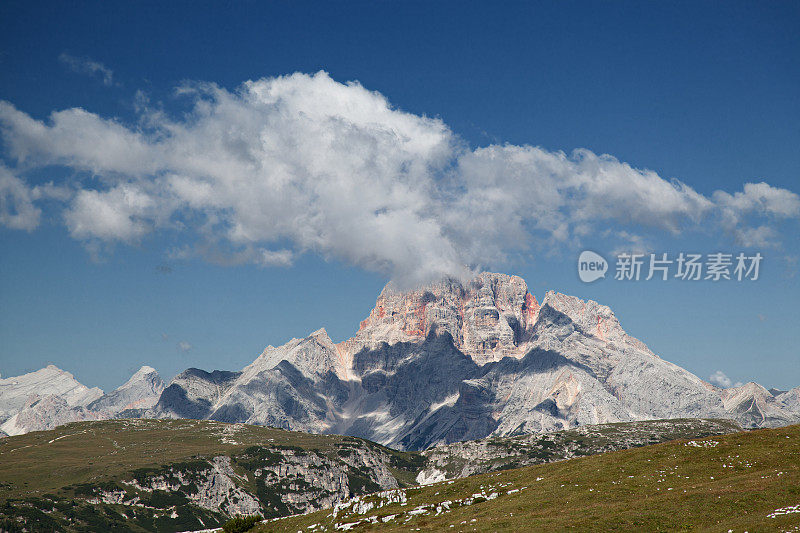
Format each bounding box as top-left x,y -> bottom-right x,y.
262,424 -> 800,532
0,419 -> 423,532
0,419 -> 422,499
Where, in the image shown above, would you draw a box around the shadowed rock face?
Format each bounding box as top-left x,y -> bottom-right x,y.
3,272 -> 799,446
150,369 -> 241,420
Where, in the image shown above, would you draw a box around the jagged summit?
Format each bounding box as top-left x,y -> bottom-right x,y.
340,272 -> 540,365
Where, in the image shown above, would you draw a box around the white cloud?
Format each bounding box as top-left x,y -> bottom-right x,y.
177,341 -> 192,353
709,370 -> 743,389
0,71 -> 798,286
61,179 -> 177,244
258,248 -> 294,267
607,230 -> 651,257
59,53 -> 115,86
0,164 -> 40,230
713,182 -> 800,248
733,225 -> 778,248
713,182 -> 800,218
709,370 -> 732,388
0,101 -> 153,174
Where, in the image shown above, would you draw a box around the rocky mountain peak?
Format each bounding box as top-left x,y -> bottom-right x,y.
3,271 -> 798,444
536,291 -> 626,343
247,327 -> 349,380
0,365 -> 103,425
339,272 -> 541,365
86,366 -> 165,414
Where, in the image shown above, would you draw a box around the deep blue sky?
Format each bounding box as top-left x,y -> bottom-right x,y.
1,1 -> 798,391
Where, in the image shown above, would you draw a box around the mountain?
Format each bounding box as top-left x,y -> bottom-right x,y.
87,365 -> 164,414
0,365 -> 103,425
777,386 -> 800,411
142,272 -> 799,449
2,272 -> 798,443
718,381 -> 799,427
150,368 -> 240,420
0,366 -> 163,436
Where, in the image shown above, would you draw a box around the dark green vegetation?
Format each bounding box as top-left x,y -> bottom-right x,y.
222,515 -> 262,533
260,424 -> 800,532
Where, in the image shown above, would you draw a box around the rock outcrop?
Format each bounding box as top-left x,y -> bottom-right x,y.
341,273 -> 539,365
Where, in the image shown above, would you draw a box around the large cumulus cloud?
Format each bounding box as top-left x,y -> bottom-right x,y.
0,71 -> 797,286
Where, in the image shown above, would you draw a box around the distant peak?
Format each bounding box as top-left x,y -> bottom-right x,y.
309,327 -> 330,339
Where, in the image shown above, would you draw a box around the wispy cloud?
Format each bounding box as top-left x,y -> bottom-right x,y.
784,255 -> 799,279
177,341 -> 192,353
0,163 -> 40,230
58,52 -> 115,86
0,72 -> 798,287
709,370 -> 743,389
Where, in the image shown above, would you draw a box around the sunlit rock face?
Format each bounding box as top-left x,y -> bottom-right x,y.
340,272 -> 540,365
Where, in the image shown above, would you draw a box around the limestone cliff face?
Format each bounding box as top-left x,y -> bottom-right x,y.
341,272 -> 540,365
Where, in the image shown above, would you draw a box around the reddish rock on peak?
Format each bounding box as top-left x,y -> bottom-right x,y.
340,272 -> 540,365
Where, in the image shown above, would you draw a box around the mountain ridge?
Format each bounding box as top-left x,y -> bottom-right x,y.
1,272 -> 798,445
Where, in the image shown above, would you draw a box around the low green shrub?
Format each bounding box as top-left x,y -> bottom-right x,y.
222,514 -> 262,533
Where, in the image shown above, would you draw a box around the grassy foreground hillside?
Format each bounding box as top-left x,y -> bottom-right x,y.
262,424 -> 800,532
0,418 -> 784,532
0,419 -> 423,532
